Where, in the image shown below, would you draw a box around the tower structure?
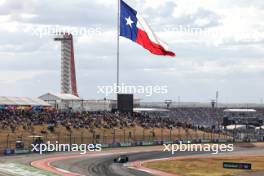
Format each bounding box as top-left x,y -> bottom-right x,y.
54,33 -> 78,96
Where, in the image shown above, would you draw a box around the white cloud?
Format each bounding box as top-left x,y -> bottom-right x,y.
0,70 -> 52,84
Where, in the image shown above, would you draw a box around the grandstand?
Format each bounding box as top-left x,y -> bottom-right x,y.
222,109 -> 264,141
0,107 -> 232,154
141,101 -> 264,108
0,101 -> 263,155
223,109 -> 262,127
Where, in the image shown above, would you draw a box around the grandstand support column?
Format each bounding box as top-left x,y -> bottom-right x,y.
123,129 -> 126,143
142,128 -> 145,141
195,126 -> 198,139
92,130 -> 96,144
112,128 -> 116,143
133,129 -> 136,141
81,132 -> 84,144
148,131 -> 151,142
69,131 -> 72,146
161,128 -> 164,141
152,128 -> 155,142
178,128 -> 181,140
169,127 -> 172,141
6,134 -> 9,148
57,132 -> 60,144
103,130 -> 106,144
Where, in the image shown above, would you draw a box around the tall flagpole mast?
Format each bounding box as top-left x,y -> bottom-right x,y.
117,0 -> 120,92
116,0 -> 120,110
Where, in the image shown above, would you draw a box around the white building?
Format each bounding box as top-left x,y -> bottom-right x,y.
39,93 -> 112,112
39,93 -> 82,111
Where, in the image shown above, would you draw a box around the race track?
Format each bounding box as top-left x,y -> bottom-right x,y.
51,150 -> 207,176
4,145 -> 258,176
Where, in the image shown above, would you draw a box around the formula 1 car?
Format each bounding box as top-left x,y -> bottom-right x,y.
114,155 -> 129,163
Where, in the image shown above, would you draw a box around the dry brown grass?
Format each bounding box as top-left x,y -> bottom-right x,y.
144,156 -> 264,176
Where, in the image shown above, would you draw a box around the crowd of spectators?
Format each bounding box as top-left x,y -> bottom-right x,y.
169,108 -> 223,128
169,107 -> 264,127
0,110 -> 183,132
0,107 -> 263,133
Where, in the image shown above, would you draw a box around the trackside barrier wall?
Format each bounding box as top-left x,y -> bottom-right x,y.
154,141 -> 163,145
142,142 -> 154,146
201,139 -> 211,143
4,149 -> 14,155
218,139 -> 228,143
101,144 -> 110,148
163,141 -> 173,144
120,143 -> 132,147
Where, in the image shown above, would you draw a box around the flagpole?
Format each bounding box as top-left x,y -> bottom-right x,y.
117,0 -> 120,96
116,0 -> 120,110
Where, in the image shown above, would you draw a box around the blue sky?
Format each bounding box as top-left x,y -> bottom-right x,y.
0,0 -> 263,103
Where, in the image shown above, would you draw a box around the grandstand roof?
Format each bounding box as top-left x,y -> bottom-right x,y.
256,126 -> 264,130
224,109 -> 256,112
54,94 -> 81,100
0,96 -> 51,106
133,108 -> 169,112
39,93 -> 81,101
226,124 -> 247,130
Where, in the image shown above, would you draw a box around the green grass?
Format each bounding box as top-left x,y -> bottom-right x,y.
0,163 -> 60,176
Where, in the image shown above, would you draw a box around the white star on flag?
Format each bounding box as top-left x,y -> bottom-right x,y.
125,16 -> 134,28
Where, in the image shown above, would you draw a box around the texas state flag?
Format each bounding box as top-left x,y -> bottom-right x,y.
120,0 -> 175,57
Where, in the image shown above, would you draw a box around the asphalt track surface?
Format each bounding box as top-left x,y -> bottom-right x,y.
52,150 -> 209,176
0,146 -> 262,176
